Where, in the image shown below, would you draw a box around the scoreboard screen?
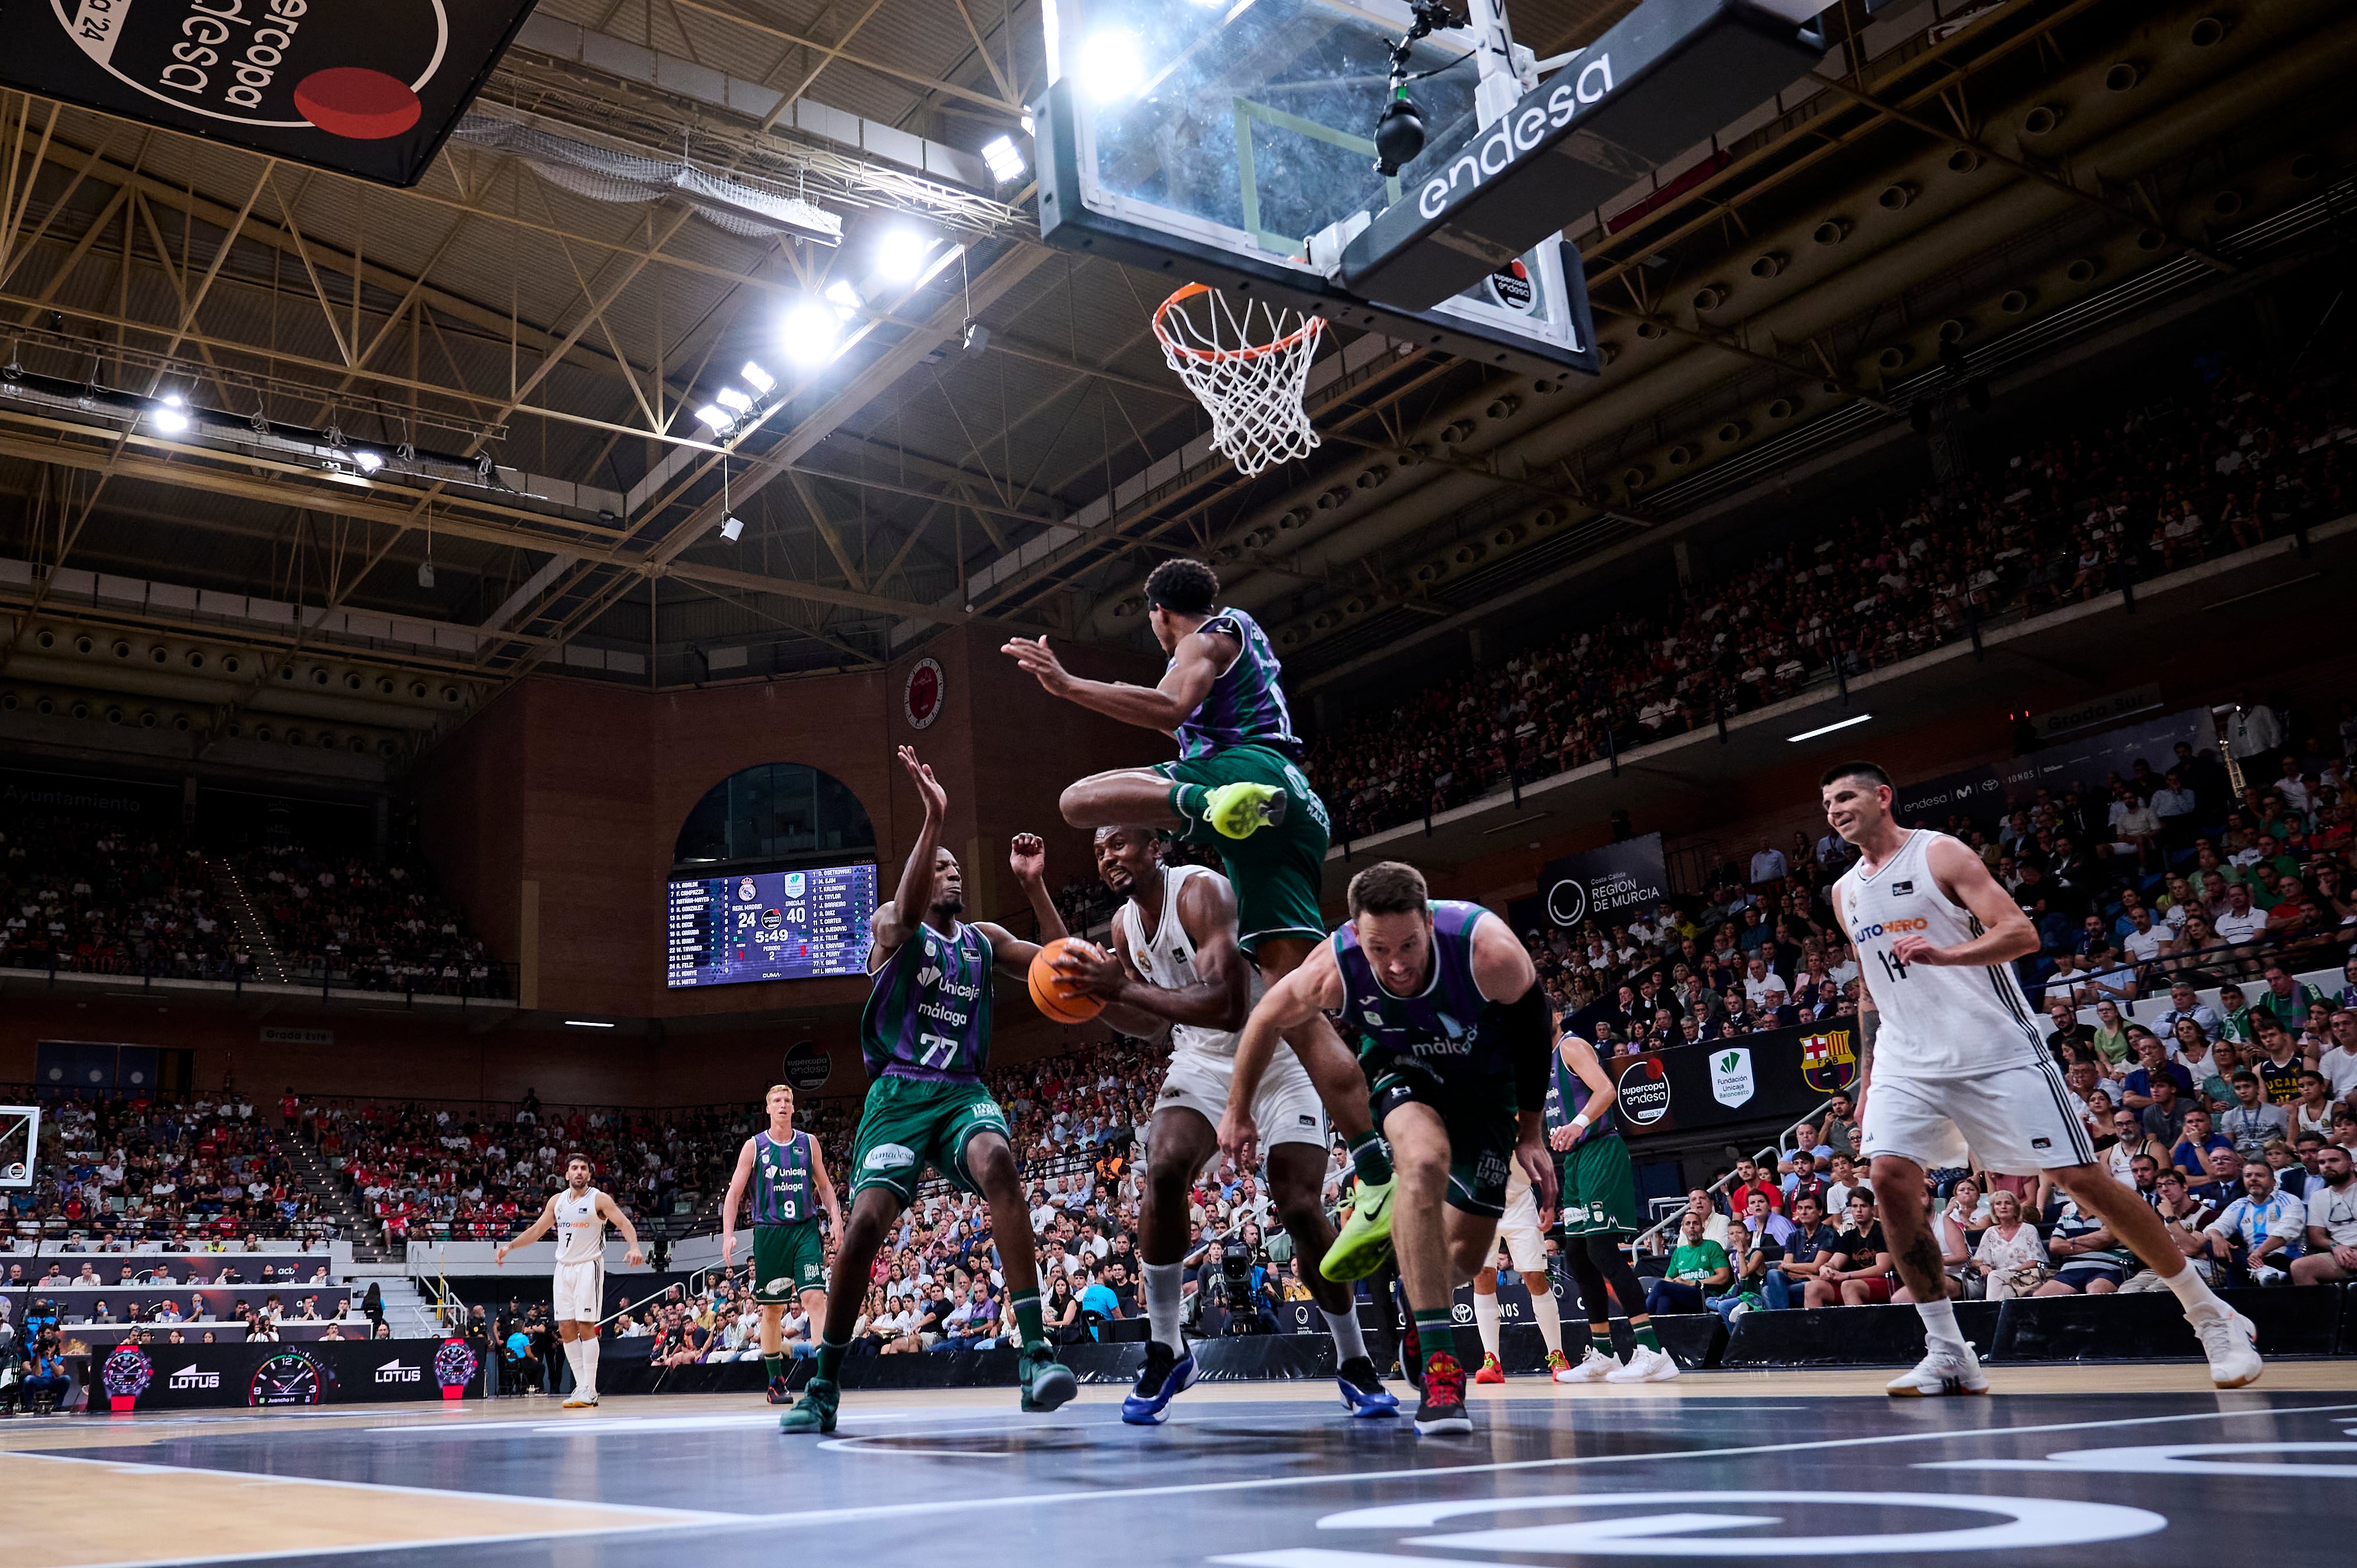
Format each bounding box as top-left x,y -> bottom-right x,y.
665,863 -> 879,988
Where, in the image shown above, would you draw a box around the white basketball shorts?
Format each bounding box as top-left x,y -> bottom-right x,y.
1860,1056 -> 2097,1176
1494,1170 -> 1550,1276
1154,1043 -> 1328,1165
552,1257 -> 605,1322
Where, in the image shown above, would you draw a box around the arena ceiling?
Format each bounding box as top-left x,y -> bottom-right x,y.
0,0 -> 2349,779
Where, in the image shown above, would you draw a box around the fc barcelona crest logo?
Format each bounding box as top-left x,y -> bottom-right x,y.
1801,1029 -> 1857,1094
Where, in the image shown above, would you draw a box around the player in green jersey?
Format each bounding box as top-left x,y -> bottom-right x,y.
721,1084 -> 844,1404
1544,1029 -> 1676,1384
779,745 -> 1077,1434
1002,557 -> 1397,1277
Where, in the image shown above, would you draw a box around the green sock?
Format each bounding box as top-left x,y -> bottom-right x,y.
1413,1308 -> 1457,1379
1630,1316 -> 1662,1352
1348,1130 -> 1394,1187
1173,783 -> 1212,825
1588,1325 -> 1614,1358
1012,1286 -> 1045,1350
763,1354 -> 784,1383
815,1336 -> 847,1383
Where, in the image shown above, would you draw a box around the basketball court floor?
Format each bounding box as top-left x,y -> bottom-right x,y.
6,1365 -> 2357,1568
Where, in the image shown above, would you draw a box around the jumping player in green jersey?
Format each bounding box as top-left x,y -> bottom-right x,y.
721,1083 -> 844,1404
1544,1031 -> 1678,1384
1002,557 -> 1398,1276
1223,861 -> 1558,1436
779,745 -> 1078,1434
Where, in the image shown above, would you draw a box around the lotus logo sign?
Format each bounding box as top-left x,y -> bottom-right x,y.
1710,1047 -> 1755,1110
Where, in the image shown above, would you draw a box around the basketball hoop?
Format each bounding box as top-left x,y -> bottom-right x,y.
1152,283 -> 1326,477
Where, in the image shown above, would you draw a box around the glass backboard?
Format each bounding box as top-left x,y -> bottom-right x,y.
1038,0 -> 1597,374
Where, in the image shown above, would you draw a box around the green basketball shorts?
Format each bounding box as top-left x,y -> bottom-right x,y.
1369,1066 -> 1518,1219
751,1223 -> 827,1304
849,1073 -> 1012,1206
1155,743 -> 1331,955
1557,1131 -> 1643,1237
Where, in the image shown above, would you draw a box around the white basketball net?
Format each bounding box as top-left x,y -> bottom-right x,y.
1153,284 -> 1326,477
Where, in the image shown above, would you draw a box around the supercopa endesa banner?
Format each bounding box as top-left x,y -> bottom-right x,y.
1,1 -> 540,186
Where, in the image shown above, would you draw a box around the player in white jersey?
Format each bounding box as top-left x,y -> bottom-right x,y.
1821,761 -> 2261,1393
496,1154 -> 644,1407
1468,1157 -> 1568,1383
1052,826 -> 1398,1424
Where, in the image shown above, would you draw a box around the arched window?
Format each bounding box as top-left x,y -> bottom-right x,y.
672,763 -> 875,873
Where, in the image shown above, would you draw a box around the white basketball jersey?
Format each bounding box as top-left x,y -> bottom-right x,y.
1117,863 -> 1264,1058
552,1187 -> 606,1265
1837,829 -> 2044,1078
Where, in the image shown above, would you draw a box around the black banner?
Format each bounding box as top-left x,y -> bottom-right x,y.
1534,833 -> 1668,929
87,1336 -> 478,1410
1607,1019 -> 1860,1140
781,1041 -> 832,1093
1896,709 -> 2215,826
0,1 -> 539,187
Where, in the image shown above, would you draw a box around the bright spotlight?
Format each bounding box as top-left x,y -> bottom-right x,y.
981,134 -> 1026,183
783,297 -> 842,365
718,514 -> 745,543
694,403 -> 736,434
740,361 -> 775,396
877,227 -> 930,282
152,393 -> 190,435
824,279 -> 864,319
1081,31 -> 1145,102
352,449 -> 385,474
715,386 -> 754,415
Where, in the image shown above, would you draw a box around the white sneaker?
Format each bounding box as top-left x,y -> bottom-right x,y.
562,1394 -> 599,1408
1886,1343 -> 1989,1397
2192,1308 -> 2263,1389
1603,1346 -> 1680,1383
1554,1347 -> 1621,1384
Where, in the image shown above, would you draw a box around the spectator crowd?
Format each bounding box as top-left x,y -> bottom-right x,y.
0,816 -> 243,981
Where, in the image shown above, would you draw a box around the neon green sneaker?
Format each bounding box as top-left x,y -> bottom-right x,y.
778,1378 -> 839,1434
1203,781 -> 1288,841
1321,1174 -> 1396,1281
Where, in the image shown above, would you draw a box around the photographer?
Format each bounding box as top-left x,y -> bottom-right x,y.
19,1327 -> 71,1415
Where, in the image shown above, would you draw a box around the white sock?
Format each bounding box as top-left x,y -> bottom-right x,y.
1914,1296 -> 1969,1352
2159,1259 -> 2229,1318
1144,1262 -> 1185,1350
560,1338 -> 585,1391
1323,1306 -> 1367,1365
1473,1288 -> 1502,1359
1526,1284 -> 1563,1356
575,1336 -> 600,1398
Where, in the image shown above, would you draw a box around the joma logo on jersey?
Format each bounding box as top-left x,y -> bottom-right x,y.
1850,917 -> 1929,942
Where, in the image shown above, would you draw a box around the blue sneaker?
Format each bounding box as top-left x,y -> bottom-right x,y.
1121,1340 -> 1196,1425
1336,1354 -> 1400,1418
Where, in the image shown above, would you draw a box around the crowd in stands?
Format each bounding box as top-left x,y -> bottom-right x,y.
239,845 -> 507,996
1307,360 -> 2357,844
6,1090 -> 326,1249
0,816 -> 244,981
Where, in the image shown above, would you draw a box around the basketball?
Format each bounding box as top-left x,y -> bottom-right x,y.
1029,938 -> 1108,1023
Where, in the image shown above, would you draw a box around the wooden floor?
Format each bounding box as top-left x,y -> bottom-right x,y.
4,1364 -> 2355,1568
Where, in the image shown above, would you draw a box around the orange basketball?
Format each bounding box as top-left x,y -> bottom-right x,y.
1029,938 -> 1107,1024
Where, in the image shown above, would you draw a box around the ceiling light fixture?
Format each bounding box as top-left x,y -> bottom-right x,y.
351,448 -> 385,474
694,403 -> 736,434
563,1019 -> 616,1028
152,393 -> 190,435
715,386 -> 754,415
740,361 -> 775,396
719,514 -> 745,542
1785,713 -> 1873,742
782,296 -> 842,365
877,226 -> 931,282
980,134 -> 1026,183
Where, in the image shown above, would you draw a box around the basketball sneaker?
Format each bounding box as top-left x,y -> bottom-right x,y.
1604,1346 -> 1681,1383
1555,1346 -> 1620,1383
1473,1351 -> 1506,1384
1203,781 -> 1288,841
1335,1355 -> 1399,1418
1122,1339 -> 1197,1425
560,1394 -> 599,1409
1885,1343 -> 1989,1397
1543,1348 -> 1572,1378
1414,1354 -> 1472,1435
1321,1175 -> 1396,1281
1019,1345 -> 1078,1412
765,1372 -> 793,1406
777,1378 -> 838,1434
2191,1307 -> 2263,1389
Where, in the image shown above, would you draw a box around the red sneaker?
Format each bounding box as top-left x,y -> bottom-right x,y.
1415,1353 -> 1471,1434
1473,1351 -> 1506,1384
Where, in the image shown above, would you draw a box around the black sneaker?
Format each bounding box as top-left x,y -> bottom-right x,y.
1335,1354 -> 1399,1418
1414,1353 -> 1472,1435
1122,1339 -> 1196,1425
